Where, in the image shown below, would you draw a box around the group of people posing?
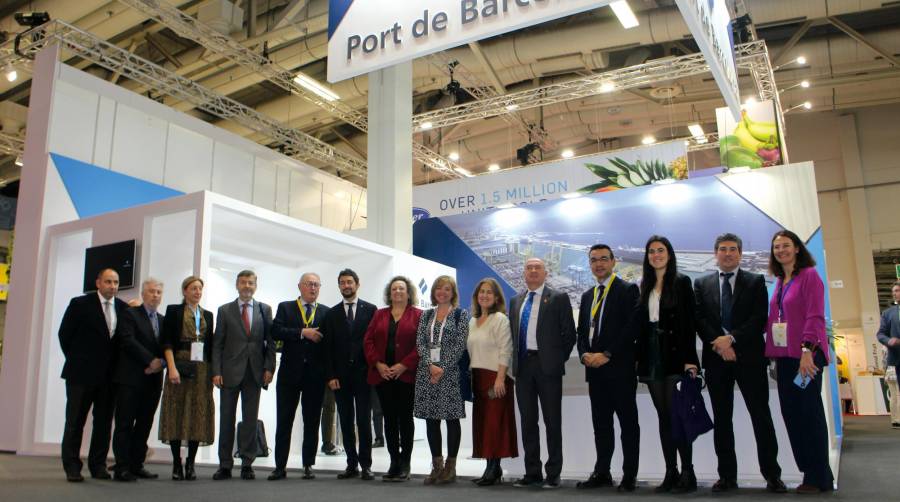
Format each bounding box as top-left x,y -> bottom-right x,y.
58,229 -> 834,494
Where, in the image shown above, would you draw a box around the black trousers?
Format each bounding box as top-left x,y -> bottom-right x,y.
370,387 -> 384,440
706,359 -> 781,481
61,380 -> 115,475
515,353 -> 563,479
776,353 -> 834,490
588,376 -> 640,478
112,375 -> 162,474
375,380 -> 414,464
334,369 -> 372,469
647,375 -> 692,471
274,374 -> 325,468
218,363 -> 263,469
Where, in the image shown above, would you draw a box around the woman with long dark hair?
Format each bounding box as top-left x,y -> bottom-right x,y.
636,236 -> 700,493
765,230 -> 833,493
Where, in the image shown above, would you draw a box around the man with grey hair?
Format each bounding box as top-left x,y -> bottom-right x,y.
112,277 -> 166,481
269,273 -> 331,480
212,270 -> 276,481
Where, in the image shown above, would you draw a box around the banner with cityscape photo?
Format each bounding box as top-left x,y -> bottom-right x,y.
412,141 -> 688,220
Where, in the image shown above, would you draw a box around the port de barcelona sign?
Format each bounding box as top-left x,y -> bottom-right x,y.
326,0 -> 614,83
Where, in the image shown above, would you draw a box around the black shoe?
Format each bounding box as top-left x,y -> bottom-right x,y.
394,460 -> 410,481
513,476 -> 543,488
766,478 -> 788,493
267,468 -> 286,481
338,467 -> 359,479
321,442 -> 339,455
302,466 -> 315,480
655,468 -> 679,493
91,469 -> 112,480
66,471 -> 84,482
241,466 -> 255,480
671,468 -> 697,494
477,459 -> 503,486
712,478 -> 738,492
618,476 -> 637,492
372,438 -> 385,448
213,468 -> 232,480
114,471 -> 137,482
361,468 -> 374,481
131,468 -> 158,479
172,460 -> 184,481
577,471 -> 613,489
543,476 -> 561,489
382,460 -> 399,481
184,460 -> 196,481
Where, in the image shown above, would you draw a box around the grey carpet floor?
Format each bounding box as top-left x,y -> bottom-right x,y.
0,415 -> 894,501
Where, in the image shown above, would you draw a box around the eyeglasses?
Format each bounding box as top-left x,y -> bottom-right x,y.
302,282 -> 321,288
589,256 -> 613,263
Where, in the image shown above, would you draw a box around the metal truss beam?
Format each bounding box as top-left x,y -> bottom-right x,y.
0,131 -> 24,157
118,0 -> 461,178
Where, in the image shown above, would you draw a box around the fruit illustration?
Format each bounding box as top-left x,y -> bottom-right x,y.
733,121 -> 765,152
580,157 -> 674,192
721,146 -> 763,169
742,110 -> 779,146
719,107 -> 783,169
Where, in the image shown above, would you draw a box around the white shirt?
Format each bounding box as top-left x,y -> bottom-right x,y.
98,291 -> 117,335
344,296 -> 358,317
520,284 -> 545,350
648,289 -> 661,323
240,299 -> 254,331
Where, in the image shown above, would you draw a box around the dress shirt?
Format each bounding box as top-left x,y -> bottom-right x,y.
98,291 -> 117,335
240,298 -> 254,331
648,289 -> 661,323
764,266 -> 829,362
144,305 -> 160,338
520,284 -> 545,350
344,296 -> 357,317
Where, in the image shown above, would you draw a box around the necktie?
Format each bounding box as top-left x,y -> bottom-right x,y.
346,302 -> 355,325
241,302 -> 251,335
103,300 -> 113,337
150,311 -> 159,339
721,272 -> 735,331
518,291 -> 536,364
305,303 -> 312,325
592,285 -> 605,346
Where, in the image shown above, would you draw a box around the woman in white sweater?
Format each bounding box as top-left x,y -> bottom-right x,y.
467,278 -> 518,486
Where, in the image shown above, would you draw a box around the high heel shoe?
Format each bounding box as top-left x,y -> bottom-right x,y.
476,459 -> 502,486
171,458 -> 184,481
655,468 -> 679,493
184,458 -> 196,481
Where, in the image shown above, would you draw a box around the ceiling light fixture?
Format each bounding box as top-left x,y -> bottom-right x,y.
796,56 -> 807,65
448,151 -> 460,161
687,124 -> 704,138
293,72 -> 340,101
803,101 -> 812,109
420,121 -> 433,130
641,135 -> 656,145
505,103 -> 519,111
744,96 -> 757,107
785,101 -> 813,113
598,81 -> 616,93
610,0 -> 639,29
488,163 -> 500,172
5,65 -> 17,82
561,149 -> 574,159
14,156 -> 23,166
454,166 -> 474,177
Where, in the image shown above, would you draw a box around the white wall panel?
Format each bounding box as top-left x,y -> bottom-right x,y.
110,104 -> 167,184
211,142 -> 253,202
252,157 -> 277,211
274,165 -> 291,215
47,81 -> 98,163
164,124 -> 214,193
288,170 -> 322,224
92,96 -> 117,168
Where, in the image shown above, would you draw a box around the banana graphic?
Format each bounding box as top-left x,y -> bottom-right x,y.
742,110 -> 779,145
733,121 -> 765,152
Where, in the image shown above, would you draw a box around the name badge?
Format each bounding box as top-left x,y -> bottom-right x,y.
772,323 -> 788,347
191,342 -> 204,362
430,347 -> 441,363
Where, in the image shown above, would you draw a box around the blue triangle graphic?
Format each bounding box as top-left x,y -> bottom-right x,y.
328,0 -> 354,40
50,153 -> 184,218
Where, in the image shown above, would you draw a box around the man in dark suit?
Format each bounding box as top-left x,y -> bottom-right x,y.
575,244 -> 641,492
111,278 -> 166,482
268,272 -> 330,481
876,280 -> 900,428
212,270 -> 276,481
322,268 -> 378,481
59,267 -> 129,482
509,257 -> 576,489
694,233 -> 786,493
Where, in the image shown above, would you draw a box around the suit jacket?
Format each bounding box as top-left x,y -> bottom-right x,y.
159,303 -> 215,362
114,305 -> 165,386
636,273 -> 700,378
877,304 -> 900,366
212,299 -> 276,387
576,276 -> 640,381
694,269 -> 768,368
363,306 -> 422,385
58,293 -> 129,385
509,285 -> 577,378
272,298 -> 330,386
321,298 -> 377,383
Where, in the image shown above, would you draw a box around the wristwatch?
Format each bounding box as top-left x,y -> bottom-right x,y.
801,341 -> 816,352
801,346 -> 811,353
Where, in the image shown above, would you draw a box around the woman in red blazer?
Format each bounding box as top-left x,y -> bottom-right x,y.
364,276 -> 422,482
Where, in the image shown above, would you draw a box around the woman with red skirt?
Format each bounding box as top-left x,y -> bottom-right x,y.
467,278 -> 518,486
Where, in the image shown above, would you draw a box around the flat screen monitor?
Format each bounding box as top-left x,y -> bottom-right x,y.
83,240 -> 136,293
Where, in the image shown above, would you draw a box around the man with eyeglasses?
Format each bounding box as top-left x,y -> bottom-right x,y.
269,273 -> 331,481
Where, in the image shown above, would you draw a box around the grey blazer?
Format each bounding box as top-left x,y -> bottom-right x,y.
212,299 -> 276,387
509,285 -> 577,378
877,304 -> 900,367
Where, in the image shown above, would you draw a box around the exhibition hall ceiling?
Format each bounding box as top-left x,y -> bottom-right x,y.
0,0 -> 899,188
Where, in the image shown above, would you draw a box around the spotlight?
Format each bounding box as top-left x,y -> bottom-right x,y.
598,81 -> 616,93
5,66 -> 17,82
561,149 -> 574,159
796,56 -> 807,65
744,96 -> 757,107
516,143 -> 540,166
448,151 -> 460,161
800,80 -> 810,88
488,163 -> 500,172
505,103 -> 519,111
14,11 -> 50,27
641,135 -> 656,145
420,121 -> 433,130
803,101 -> 812,109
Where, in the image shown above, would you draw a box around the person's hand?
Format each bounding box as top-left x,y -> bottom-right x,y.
389,363 -> 407,380
684,364 -> 699,377
799,350 -> 818,379
712,335 -> 733,353
301,328 -> 322,343
889,338 -> 899,347
719,346 -> 737,361
328,378 -> 340,391
376,362 -> 391,380
168,368 -> 181,385
212,375 -> 223,388
594,353 -> 610,367
264,370 -> 273,385
492,377 -> 506,398
429,364 -> 444,384
148,358 -> 163,373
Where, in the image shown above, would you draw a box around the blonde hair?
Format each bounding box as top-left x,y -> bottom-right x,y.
181,275 -> 204,292
430,275 -> 459,307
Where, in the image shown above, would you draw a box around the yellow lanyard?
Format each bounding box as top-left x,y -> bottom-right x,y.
590,274 -> 616,319
296,300 -> 318,327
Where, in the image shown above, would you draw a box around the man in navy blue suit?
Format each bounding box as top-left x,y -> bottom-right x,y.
877,281 -> 900,428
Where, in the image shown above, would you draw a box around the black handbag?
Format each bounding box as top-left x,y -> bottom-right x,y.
234,420 -> 270,458
174,361 -> 196,379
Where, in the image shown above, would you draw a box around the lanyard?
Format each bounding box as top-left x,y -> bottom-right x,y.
430,309 -> 449,346
192,306 -> 201,340
777,278 -> 795,321
297,300 -> 318,327
591,273 -> 616,319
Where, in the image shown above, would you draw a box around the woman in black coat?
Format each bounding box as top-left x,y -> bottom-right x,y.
636,235 -> 700,493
